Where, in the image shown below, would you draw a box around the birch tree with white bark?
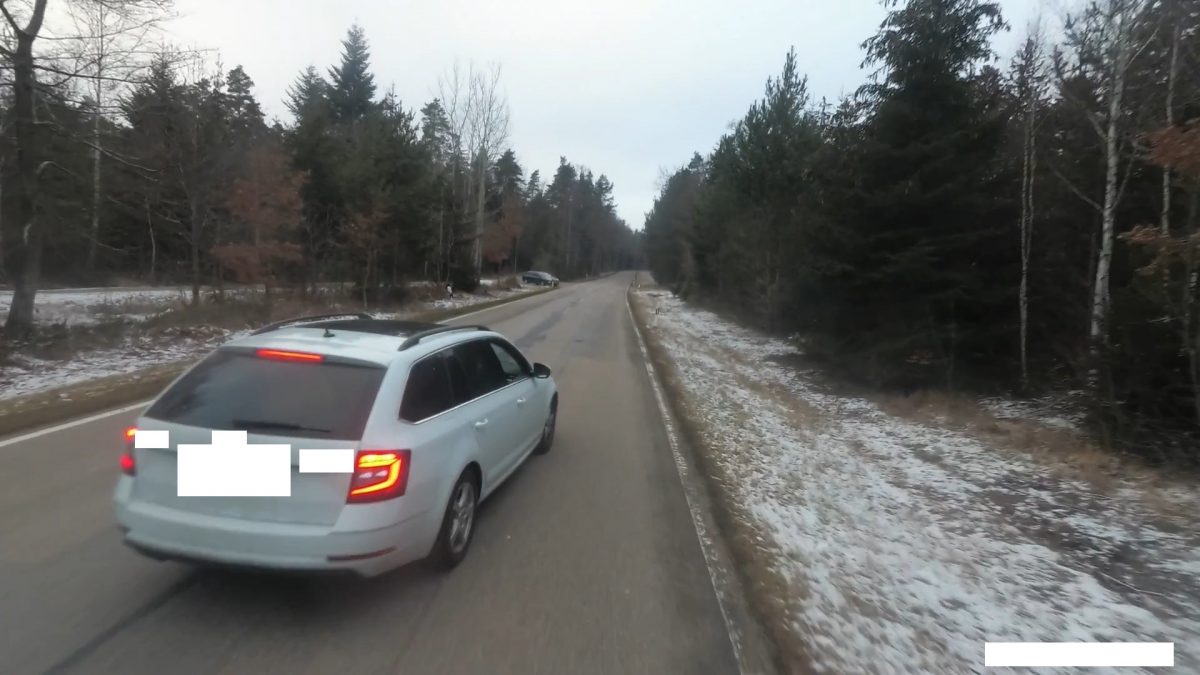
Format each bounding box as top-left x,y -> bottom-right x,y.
1053,0 -> 1155,379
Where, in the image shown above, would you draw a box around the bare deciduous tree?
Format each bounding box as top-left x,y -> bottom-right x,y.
0,0 -> 50,338
66,0 -> 174,273
438,60 -> 509,278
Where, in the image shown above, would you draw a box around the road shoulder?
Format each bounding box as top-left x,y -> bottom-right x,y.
626,277 -> 783,675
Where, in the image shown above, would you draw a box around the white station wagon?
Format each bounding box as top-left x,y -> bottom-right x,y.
114,315 -> 558,576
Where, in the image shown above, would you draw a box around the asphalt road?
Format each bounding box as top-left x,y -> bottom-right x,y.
0,272 -> 742,675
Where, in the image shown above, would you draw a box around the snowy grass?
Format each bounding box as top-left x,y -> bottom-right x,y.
979,393 -> 1089,432
0,327 -> 247,400
0,288 -> 191,326
0,283 -> 540,402
634,289 -> 1200,675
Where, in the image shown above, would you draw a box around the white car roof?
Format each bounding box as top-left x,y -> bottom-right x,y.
223,321 -> 499,367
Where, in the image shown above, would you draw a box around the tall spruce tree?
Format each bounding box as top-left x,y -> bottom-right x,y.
833,0 -> 1013,387
327,25 -> 377,122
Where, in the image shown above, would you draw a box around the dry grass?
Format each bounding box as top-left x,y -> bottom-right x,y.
0,364 -> 187,438
873,388 -> 1176,494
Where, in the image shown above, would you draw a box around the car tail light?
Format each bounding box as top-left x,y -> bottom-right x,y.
255,348 -> 324,363
121,426 -> 137,476
347,450 -> 411,503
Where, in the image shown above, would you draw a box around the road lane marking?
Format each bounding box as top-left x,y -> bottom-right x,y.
0,400 -> 152,449
626,293 -> 748,675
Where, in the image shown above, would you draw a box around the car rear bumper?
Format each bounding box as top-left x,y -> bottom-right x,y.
115,500 -> 436,577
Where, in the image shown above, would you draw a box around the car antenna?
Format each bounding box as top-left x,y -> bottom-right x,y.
323,327 -> 336,338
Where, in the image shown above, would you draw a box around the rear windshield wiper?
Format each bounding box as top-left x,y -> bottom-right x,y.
231,419 -> 332,434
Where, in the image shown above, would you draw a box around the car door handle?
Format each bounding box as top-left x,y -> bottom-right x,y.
516,397 -> 527,407
474,418 -> 489,429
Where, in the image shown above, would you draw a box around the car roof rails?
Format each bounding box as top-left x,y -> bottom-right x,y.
398,325 -> 489,351
251,312 -> 376,336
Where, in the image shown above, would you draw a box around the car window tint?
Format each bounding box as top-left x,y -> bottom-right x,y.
400,355 -> 455,422
452,340 -> 508,398
444,351 -> 472,405
145,351 -> 384,440
489,340 -> 530,381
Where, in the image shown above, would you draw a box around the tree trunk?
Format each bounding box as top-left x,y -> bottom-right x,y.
1161,1 -> 1179,237
436,202 -> 445,282
0,157 -> 5,280
1089,34 -> 1128,369
1184,190 -> 1200,425
144,196 -> 157,284
473,151 -> 486,278
86,43 -> 103,276
361,251 -> 371,309
1019,96 -> 1036,388
190,204 -> 202,307
2,0 -> 50,339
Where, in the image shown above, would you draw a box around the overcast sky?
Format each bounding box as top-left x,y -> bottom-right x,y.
164,0 -> 1046,228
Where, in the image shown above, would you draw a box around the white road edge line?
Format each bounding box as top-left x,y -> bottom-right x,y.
626,292 -> 748,675
0,400 -> 152,448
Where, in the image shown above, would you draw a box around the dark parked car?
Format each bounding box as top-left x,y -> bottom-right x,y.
522,271 -> 560,287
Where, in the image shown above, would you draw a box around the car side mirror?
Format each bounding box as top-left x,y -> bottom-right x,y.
532,363 -> 552,379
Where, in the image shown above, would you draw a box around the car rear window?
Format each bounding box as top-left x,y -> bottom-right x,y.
145,350 -> 385,440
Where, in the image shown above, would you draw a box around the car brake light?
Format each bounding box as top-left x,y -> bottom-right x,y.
347,450 -> 411,503
255,348 -> 324,363
121,426 -> 137,476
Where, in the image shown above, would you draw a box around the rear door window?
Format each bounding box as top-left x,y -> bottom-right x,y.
449,340 -> 509,399
145,351 -> 385,440
400,355 -> 455,423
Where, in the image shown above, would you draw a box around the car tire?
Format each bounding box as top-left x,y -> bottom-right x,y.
428,471 -> 479,571
535,397 -> 557,455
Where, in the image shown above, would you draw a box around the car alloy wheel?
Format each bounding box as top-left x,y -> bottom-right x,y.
448,480 -> 476,555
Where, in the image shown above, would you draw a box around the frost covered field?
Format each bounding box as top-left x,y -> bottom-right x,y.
634,289 -> 1200,674
1,282 -> 536,401
0,287 -> 192,326
0,327 -> 248,400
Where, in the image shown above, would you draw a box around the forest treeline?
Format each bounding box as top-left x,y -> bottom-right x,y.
644,0 -> 1200,460
0,2 -> 639,337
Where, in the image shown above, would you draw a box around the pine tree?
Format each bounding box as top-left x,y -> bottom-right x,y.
327,24 -> 377,122
225,65 -> 265,140
833,0 -> 1013,387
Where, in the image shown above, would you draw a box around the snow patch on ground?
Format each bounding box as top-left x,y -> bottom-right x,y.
636,290 -> 1200,675
424,286 -> 529,311
0,288 -> 192,326
0,328 -> 249,400
1,284 -> 539,401
980,393 -> 1089,431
